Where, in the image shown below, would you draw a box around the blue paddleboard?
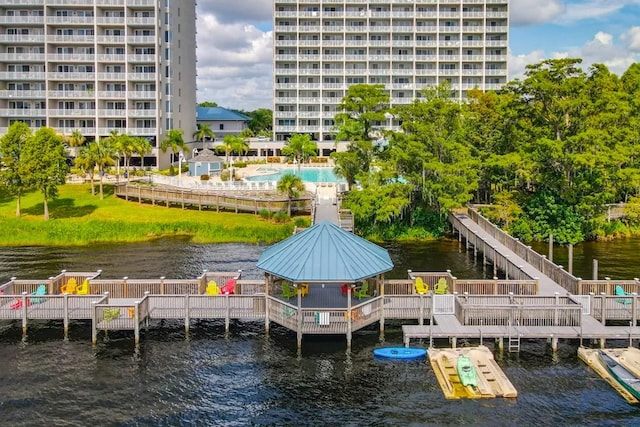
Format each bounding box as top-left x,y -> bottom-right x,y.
373,347 -> 427,360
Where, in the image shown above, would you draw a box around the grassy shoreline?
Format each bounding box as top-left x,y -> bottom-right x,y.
0,184 -> 297,247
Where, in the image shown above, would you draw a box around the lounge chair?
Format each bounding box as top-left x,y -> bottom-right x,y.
434,278 -> 448,295
76,279 -> 90,295
354,282 -> 371,299
29,284 -> 47,304
281,282 -> 297,299
60,278 -> 77,294
206,281 -> 220,295
414,277 -> 429,295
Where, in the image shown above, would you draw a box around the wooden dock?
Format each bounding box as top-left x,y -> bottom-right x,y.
428,345 -> 517,399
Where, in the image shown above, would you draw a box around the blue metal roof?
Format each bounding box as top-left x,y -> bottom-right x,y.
196,107 -> 250,121
257,221 -> 393,283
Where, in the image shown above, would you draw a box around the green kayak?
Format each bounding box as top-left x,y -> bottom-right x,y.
457,354 -> 477,388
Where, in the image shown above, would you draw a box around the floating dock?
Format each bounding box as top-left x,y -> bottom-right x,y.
428,345 -> 517,399
578,347 -> 640,404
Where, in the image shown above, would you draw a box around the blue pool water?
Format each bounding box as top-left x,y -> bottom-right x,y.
245,167 -> 345,183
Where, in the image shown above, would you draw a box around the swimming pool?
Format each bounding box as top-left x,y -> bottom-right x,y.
245,167 -> 345,183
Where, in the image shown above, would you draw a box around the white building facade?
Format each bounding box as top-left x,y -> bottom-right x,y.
0,0 -> 196,169
273,0 -> 509,142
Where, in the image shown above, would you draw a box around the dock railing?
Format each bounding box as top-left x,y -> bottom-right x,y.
466,207 -> 581,293
589,293 -> 640,324
454,294 -> 582,327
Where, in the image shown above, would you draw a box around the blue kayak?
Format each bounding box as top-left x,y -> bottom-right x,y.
373,347 -> 427,360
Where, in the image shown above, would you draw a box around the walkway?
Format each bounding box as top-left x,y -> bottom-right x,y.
313,184 -> 339,225
451,213 -> 567,295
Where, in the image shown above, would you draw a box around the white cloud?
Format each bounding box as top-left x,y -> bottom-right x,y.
195,4 -> 273,110
510,0 -> 565,27
621,26 -> 640,51
510,30 -> 640,80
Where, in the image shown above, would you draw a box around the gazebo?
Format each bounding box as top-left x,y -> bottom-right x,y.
257,220 -> 393,348
187,149 -> 224,177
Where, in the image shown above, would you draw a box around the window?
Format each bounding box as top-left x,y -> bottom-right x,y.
219,124 -> 224,130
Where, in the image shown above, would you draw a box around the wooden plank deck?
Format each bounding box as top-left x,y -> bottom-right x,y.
452,213 -> 567,295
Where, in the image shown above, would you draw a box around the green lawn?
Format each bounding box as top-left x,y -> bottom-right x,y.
0,184 -> 297,246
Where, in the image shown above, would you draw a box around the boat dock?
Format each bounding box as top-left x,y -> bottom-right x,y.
578,347 -> 640,404
428,345 -> 517,399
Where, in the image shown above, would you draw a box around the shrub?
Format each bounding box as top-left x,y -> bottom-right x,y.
169,165 -> 175,176
200,174 -> 210,181
232,162 -> 247,168
220,170 -> 230,181
293,217 -> 310,228
258,209 -> 272,220
267,156 -> 281,163
273,211 -> 289,223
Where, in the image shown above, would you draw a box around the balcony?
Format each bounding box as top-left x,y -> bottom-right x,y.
48,109 -> 96,116
129,109 -> 156,117
128,91 -> 156,99
48,54 -> 94,62
127,17 -> 156,26
2,0 -> 44,4
0,108 -> 45,117
47,0 -> 94,4
46,16 -> 95,25
0,34 -> 45,43
0,90 -> 45,98
96,17 -> 125,25
96,35 -> 126,44
98,54 -> 126,62
126,0 -> 155,6
0,53 -> 44,61
97,72 -> 126,80
97,91 -> 126,98
97,0 -> 124,5
127,36 -> 155,44
47,35 -> 94,43
98,109 -> 127,117
48,72 -> 95,80
129,128 -> 156,136
0,16 -> 44,25
128,54 -> 156,63
0,72 -> 45,80
128,73 -> 156,81
48,90 -> 95,98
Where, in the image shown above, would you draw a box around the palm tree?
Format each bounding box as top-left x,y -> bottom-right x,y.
277,173 -> 306,216
160,129 -> 186,175
75,144 -> 98,196
282,133 -> 319,171
66,129 -> 86,159
132,137 -> 152,172
94,139 -> 116,200
193,124 -> 215,151
220,135 -> 246,171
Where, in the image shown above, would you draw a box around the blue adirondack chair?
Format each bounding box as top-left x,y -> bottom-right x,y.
29,284 -> 47,304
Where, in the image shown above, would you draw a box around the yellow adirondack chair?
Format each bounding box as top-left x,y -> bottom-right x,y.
76,279 -> 90,295
206,281 -> 220,295
60,278 -> 77,294
414,277 -> 429,294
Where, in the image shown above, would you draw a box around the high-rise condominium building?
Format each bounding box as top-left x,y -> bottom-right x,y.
273,0 -> 509,142
0,0 -> 196,169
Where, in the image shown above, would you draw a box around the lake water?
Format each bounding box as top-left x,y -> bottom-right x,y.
1,238 -> 640,425
245,167 -> 346,183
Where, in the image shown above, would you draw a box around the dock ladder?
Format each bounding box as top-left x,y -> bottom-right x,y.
508,319 -> 521,353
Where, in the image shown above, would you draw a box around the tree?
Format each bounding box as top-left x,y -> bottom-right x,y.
220,135 -> 248,170
75,143 -> 98,196
91,140 -> 117,200
66,129 -> 86,159
198,101 -> 218,108
247,108 -> 273,133
281,133 -> 318,170
277,173 -> 306,216
132,137 -> 152,169
21,127 -> 69,220
335,84 -> 390,141
0,122 -> 32,216
193,124 -> 215,151
160,129 -> 186,175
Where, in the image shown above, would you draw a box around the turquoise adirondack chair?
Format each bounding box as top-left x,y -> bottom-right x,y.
354,282 -> 371,299
29,284 -> 47,304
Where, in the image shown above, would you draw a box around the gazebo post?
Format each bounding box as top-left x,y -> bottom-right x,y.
264,273 -> 270,336
379,274 -> 385,337
347,285 -> 352,350
297,282 -> 303,350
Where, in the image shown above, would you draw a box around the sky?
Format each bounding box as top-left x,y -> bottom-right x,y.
194,0 -> 640,111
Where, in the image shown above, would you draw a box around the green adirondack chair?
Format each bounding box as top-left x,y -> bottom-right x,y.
354,282 -> 371,299
434,278 -> 448,294
281,282 -> 297,299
